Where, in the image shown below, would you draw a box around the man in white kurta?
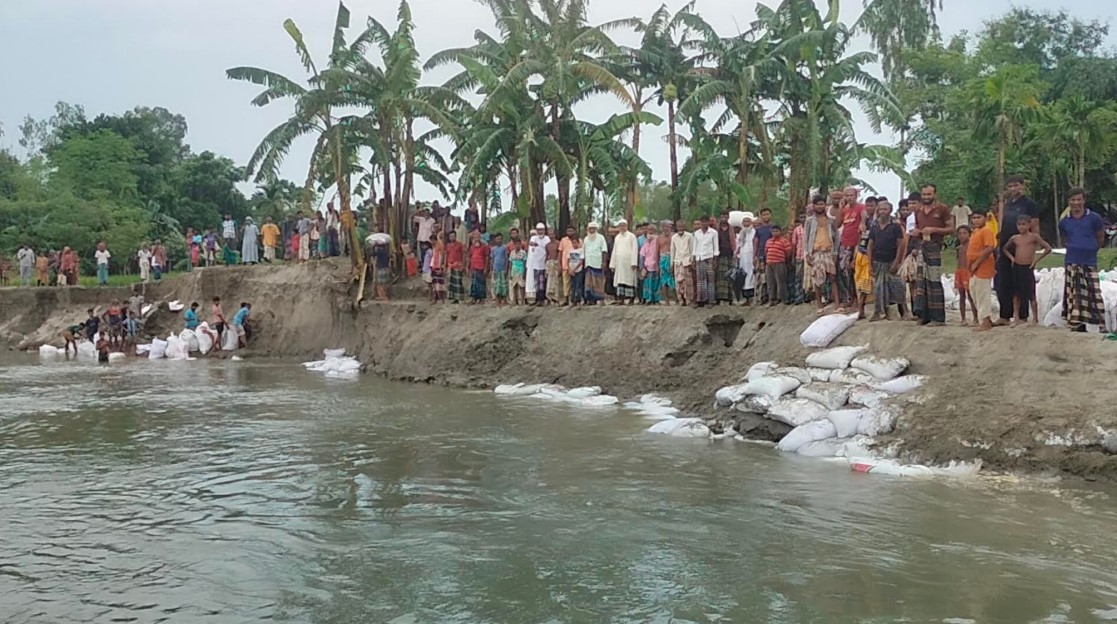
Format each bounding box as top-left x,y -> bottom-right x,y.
527,223 -> 550,305
609,219 -> 640,304
735,212 -> 758,305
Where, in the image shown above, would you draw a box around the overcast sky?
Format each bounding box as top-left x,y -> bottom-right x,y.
1,0 -> 1113,210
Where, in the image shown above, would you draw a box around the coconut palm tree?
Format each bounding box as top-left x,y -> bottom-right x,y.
969,65 -> 1042,196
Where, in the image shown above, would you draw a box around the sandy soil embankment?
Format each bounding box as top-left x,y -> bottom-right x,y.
4,261 -> 1116,481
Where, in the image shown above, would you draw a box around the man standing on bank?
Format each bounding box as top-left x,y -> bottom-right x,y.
911,183 -> 954,326
995,174 -> 1040,325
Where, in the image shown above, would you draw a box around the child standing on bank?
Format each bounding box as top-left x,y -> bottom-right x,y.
509,239 -> 527,306
1004,214 -> 1052,326
954,225 -> 978,326
966,213 -> 997,332
490,233 -> 509,306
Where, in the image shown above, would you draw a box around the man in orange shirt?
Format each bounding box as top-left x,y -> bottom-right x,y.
557,225 -> 576,305
967,212 -> 997,332
260,217 -> 281,263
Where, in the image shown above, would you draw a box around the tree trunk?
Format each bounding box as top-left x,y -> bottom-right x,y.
626,101 -> 642,225
530,161 -> 546,229
397,118 -> 415,260
508,164 -> 518,220
995,140 -> 1006,203
787,116 -> 810,224
668,100 -> 681,222
1078,141 -> 1086,189
737,114 -> 749,193
551,105 -> 571,233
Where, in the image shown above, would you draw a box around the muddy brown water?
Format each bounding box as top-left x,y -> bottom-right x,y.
2,354 -> 1117,623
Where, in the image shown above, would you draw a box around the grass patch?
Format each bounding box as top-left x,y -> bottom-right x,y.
76,272 -> 181,288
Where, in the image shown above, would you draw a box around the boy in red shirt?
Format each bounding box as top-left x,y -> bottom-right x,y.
765,225 -> 793,306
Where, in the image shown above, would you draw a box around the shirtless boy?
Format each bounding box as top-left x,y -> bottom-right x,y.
1004,214 -> 1053,326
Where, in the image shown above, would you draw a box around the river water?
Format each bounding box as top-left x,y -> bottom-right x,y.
2,356 -> 1117,623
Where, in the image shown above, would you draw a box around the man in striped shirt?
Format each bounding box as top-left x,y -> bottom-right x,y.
764,224 -> 793,306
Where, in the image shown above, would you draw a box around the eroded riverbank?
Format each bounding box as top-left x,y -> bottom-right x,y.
4,261 -> 1116,481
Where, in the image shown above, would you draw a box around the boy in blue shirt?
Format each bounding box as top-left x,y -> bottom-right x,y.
233,303 -> 252,347
184,302 -> 200,330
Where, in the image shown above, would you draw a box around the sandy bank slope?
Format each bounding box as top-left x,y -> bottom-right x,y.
3,261 -> 1115,481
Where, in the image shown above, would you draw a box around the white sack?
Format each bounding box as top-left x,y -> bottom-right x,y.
179,329 -> 200,353
148,338 -> 167,360
827,408 -> 869,438
777,420 -> 838,453
775,367 -> 813,386
165,336 -> 189,360
795,383 -> 849,410
874,375 -> 927,395
829,369 -> 876,386
77,341 -> 96,359
743,375 -> 801,401
168,300 -> 184,312
221,328 -> 239,351
647,417 -> 711,438
808,367 -> 834,382
107,352 -> 126,362
323,348 -> 347,359
796,438 -> 849,458
745,362 -> 779,382
566,386 -> 602,399
805,345 -> 868,370
196,324 -> 215,355
135,344 -> 151,355
494,383 -> 546,396
728,210 -> 747,228
799,313 -> 859,348
624,395 -> 680,420
850,355 -> 909,380
715,384 -> 750,407
735,395 -> 773,414
39,345 -> 62,357
857,405 -> 900,436
848,386 -> 890,408
766,397 -> 830,427
1043,303 -> 1067,328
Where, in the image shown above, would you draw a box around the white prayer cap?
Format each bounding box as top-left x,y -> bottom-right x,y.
587,221 -> 599,229
617,219 -> 628,226
535,222 -> 546,230
743,212 -> 755,220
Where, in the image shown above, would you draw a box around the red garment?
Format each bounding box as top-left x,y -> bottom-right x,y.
765,236 -> 792,264
840,204 -> 865,248
468,244 -> 487,271
445,241 -> 465,269
405,256 -> 418,277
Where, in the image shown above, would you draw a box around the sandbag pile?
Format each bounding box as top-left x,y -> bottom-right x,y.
303,348 -> 362,379
624,394 -> 680,421
494,383 -> 619,407
713,344 -> 970,477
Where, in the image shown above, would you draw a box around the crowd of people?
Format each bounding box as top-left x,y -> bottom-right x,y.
1,205 -> 359,287
387,178 -> 1108,334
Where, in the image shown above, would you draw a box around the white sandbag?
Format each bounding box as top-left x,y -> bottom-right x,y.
745,362 -> 779,382
77,341 -> 96,359
168,300 -> 184,312
848,386 -> 890,408
135,344 -> 151,355
829,369 -> 876,386
165,336 -> 189,360
325,369 -> 359,380
795,383 -> 849,410
850,355 -> 909,380
624,395 -> 680,420
366,232 -> 392,246
827,408 -> 869,438
942,274 -> 959,310
1042,303 -> 1066,328
734,395 -> 773,414
179,329 -> 200,353
494,383 -> 546,396
799,313 -> 859,348
796,438 -> 850,458
107,352 -> 126,362
39,344 -> 62,357
857,405 -> 900,436
323,348 -> 347,359
196,324 -> 215,355
148,338 -> 167,360
743,375 -> 801,401
777,419 -> 838,453
851,458 -> 935,478
874,375 -> 926,395
767,397 -> 830,427
808,367 -> 834,382
715,384 -> 750,407
647,417 -> 711,438
839,435 -> 877,460
805,345 -> 868,369
728,210 -> 747,228
565,386 -> 602,399
221,328 -> 239,351
775,367 -> 813,386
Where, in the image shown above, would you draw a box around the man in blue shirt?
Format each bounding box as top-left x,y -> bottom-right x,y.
183,302 -> 200,330
233,303 -> 252,347
1058,187 -> 1105,332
